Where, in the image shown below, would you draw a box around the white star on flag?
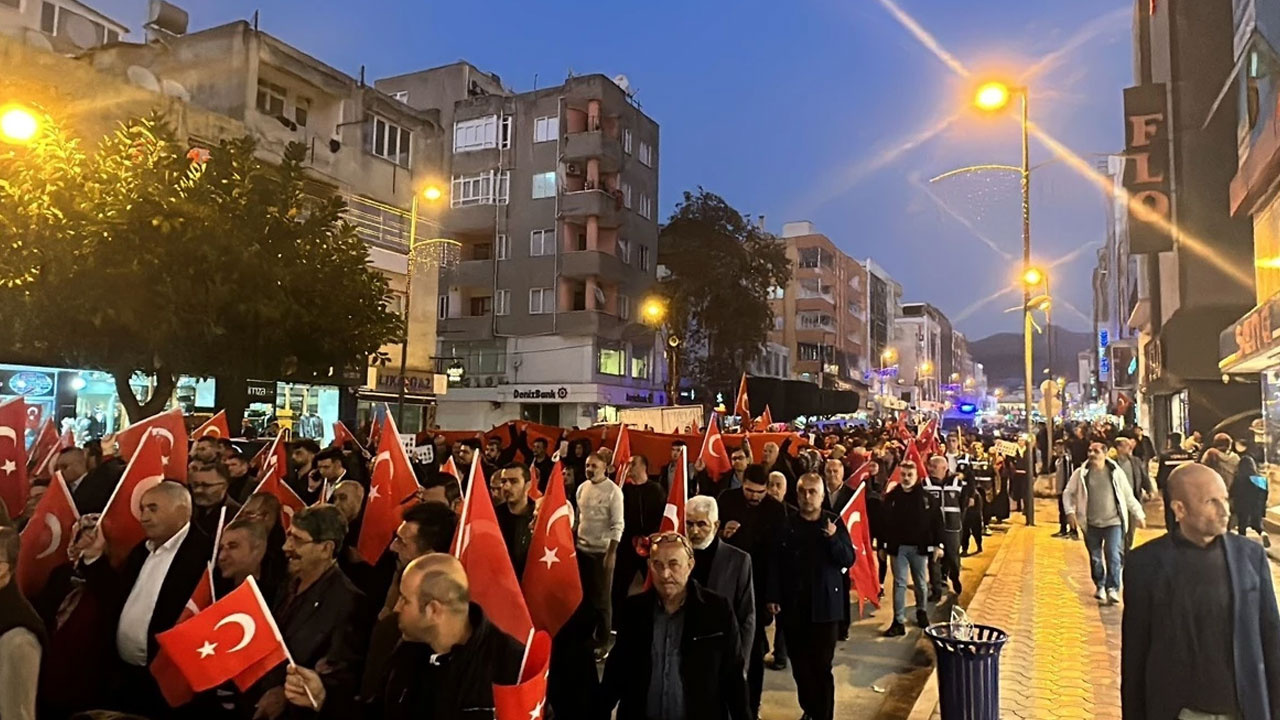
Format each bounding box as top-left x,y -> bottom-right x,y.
368,484 -> 382,502
851,511 -> 861,524
161,456 -> 170,467
0,459 -> 13,475
529,700 -> 544,720
197,641 -> 217,658
538,547 -> 559,569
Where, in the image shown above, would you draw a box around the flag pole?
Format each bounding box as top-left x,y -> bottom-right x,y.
516,626 -> 536,680
245,576 -> 318,710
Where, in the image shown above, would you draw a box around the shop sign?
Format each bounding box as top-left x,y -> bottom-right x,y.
512,387 -> 569,401
375,370 -> 436,396
1143,337 -> 1164,384
624,391 -> 656,404
3,370 -> 54,397
1123,84 -> 1173,254
246,380 -> 277,404
1219,293 -> 1280,369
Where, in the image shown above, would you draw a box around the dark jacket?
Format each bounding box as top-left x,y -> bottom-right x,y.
70,458 -> 125,514
191,495 -> 243,541
717,490 -> 786,608
598,583 -> 750,720
777,509 -> 855,624
1122,532 -> 1280,720
698,539 -> 756,668
883,483 -> 944,554
362,604 -> 522,720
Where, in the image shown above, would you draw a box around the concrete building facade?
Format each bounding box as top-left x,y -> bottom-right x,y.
895,302 -> 955,408
0,0 -> 126,53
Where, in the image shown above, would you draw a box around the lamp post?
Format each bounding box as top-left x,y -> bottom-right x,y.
0,104 -> 39,145
640,297 -> 676,405
1022,268 -> 1050,527
395,185 -> 445,427
880,347 -> 898,411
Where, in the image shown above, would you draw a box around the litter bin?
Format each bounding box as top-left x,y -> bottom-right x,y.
924,623 -> 1008,720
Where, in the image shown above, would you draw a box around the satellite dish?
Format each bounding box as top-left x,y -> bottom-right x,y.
126,65 -> 161,92
612,74 -> 636,97
161,78 -> 190,102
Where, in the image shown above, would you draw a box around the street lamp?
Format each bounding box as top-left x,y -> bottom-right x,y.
1021,265 -> 1049,525
640,296 -> 678,405
0,104 -> 39,145
395,184 -> 451,427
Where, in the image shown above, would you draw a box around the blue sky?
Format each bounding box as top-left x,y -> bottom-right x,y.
96,0 -> 1133,338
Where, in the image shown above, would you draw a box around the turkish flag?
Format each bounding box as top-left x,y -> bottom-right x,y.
190,411 -> 230,441
355,414 -> 419,565
153,576 -> 288,695
116,408 -> 189,483
0,397 -> 29,520
181,565 -> 216,624
886,439 -> 925,495
659,446 -> 689,534
758,404 -> 774,430
733,374 -> 751,429
697,413 -> 732,478
839,483 -> 881,610
493,630 -> 552,720
452,457 -> 534,642
522,463 -> 581,636
101,431 -> 167,567
846,459 -> 875,489
247,435 -> 305,532
26,418 -> 58,475
612,425 -> 633,484
17,471 -> 79,597
440,455 -> 460,480
331,420 -> 362,450
916,417 -> 939,459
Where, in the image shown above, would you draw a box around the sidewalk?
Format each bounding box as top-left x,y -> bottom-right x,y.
908,497 -> 1280,720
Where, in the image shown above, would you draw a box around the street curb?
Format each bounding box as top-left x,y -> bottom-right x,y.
905,522 -> 1023,720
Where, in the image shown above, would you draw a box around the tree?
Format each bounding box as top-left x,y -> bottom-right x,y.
0,111 -> 402,425
658,188 -> 791,402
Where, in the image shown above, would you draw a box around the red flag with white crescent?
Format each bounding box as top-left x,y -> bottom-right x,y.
190,411 -> 230,441
659,445 -> 688,534
839,483 -> 880,609
452,456 -> 534,642
846,459 -> 875,489
733,374 -> 751,429
100,431 -> 167,567
116,408 -> 189,483
493,630 -> 552,720
886,440 -> 925,495
0,397 -> 29,520
522,462 -> 581,636
355,413 -> 420,565
247,433 -> 305,531
17,471 -> 78,598
331,420 -> 362,450
26,418 -> 57,473
612,425 -> 633,484
697,413 -> 732,478
180,566 -> 216,624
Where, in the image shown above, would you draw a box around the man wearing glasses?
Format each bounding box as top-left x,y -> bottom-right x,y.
187,461 -> 242,540
1063,442 -> 1146,605
696,446 -> 751,497
598,531 -> 750,719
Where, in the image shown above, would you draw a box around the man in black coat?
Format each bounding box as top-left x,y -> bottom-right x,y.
686,494 -> 755,668
78,480 -> 212,718
776,473 -> 855,720
597,532 -> 750,720
54,446 -> 122,514
695,445 -> 751,497
1122,463 -> 1280,720
187,461 -> 242,541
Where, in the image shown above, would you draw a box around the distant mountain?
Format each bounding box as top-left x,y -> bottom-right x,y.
968,325 -> 1093,388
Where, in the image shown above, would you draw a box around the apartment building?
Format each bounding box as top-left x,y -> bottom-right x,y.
895,302 -> 955,407
768,221 -> 869,391
376,67 -> 663,429
0,0 -> 126,53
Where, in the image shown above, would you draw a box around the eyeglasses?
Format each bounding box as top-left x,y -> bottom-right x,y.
642,531 -> 693,558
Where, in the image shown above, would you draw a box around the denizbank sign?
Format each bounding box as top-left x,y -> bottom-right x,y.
512,387 -> 569,401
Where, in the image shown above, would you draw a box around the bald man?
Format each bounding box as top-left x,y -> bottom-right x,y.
1122,464 -> 1280,720
77,480 -> 212,716
285,554 -> 523,717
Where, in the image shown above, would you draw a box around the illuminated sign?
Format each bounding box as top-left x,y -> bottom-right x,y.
1123,84 -> 1172,254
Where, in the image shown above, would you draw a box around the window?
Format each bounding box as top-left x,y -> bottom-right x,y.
40,2 -> 114,47
623,128 -> 632,154
500,116 -> 512,149
638,141 -> 654,167
618,294 -> 631,320
631,349 -> 650,379
598,346 -> 625,376
495,289 -> 510,316
638,245 -> 651,271
390,90 -> 409,103
534,115 -> 559,143
473,243 -> 492,261
370,115 -> 412,167
454,115 -> 497,152
773,316 -> 784,330
470,296 -> 492,317
530,229 -> 555,256
798,343 -> 822,362
450,171 -> 509,207
639,193 -> 653,220
617,237 -> 631,263
40,2 -> 55,31
768,285 -> 785,300
294,97 -> 310,128
496,234 -> 510,260
386,291 -> 407,316
529,287 -> 555,315
256,81 -> 286,117
621,182 -> 632,208
532,171 -> 556,199
437,295 -> 450,320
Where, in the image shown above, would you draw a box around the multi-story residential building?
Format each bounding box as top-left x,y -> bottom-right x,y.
0,0 -> 126,53
768,221 -> 869,391
2,16 -> 447,440
894,302 -> 955,407
864,259 -> 902,364
376,66 -> 663,429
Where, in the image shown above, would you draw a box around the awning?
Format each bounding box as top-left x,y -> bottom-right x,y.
1220,291 -> 1280,373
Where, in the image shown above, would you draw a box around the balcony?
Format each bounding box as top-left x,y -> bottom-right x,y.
796,295 -> 836,313
563,130 -> 623,173
557,309 -> 629,339
560,250 -> 629,282
444,204 -> 500,234
561,189 -> 623,227
445,259 -> 494,288
437,315 -> 492,341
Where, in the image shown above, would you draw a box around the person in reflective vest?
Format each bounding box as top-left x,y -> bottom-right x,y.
922,456 -> 967,600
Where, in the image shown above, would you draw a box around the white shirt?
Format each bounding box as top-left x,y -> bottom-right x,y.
116,523 -> 191,666
575,478 -> 624,553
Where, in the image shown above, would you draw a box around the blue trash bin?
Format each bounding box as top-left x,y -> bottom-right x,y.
924,623 -> 1008,720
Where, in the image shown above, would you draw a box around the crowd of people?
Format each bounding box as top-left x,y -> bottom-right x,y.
1,411 -> 1277,720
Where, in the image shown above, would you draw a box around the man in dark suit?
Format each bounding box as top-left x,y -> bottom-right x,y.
695,445 -> 751,497
54,446 -> 122,514
597,532 -> 750,719
777,473 -> 855,720
78,480 -> 212,718
686,495 -> 755,668
1123,463 -> 1280,720
188,461 -> 242,541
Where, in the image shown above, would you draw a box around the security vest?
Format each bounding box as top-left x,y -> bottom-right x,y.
923,474 -> 965,532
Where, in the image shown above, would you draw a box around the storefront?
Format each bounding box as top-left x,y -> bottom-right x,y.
243,379 -> 343,445
353,368 -> 445,435
434,382 -> 667,430
1220,292 -> 1280,460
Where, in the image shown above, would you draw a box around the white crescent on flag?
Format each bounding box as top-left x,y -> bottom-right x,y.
662,503 -> 679,530
201,426 -> 221,438
130,475 -> 165,520
0,427 -> 17,443
213,612 -> 257,653
35,513 -> 61,559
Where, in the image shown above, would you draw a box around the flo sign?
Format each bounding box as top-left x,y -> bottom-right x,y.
1123,83 -> 1172,254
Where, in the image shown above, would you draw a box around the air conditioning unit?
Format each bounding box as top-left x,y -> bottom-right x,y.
484,376 -> 497,387
497,375 -> 510,385
565,163 -> 582,176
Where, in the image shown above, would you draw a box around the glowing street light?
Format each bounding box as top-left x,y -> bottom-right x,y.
1022,266 -> 1045,287
0,104 -> 39,145
974,81 -> 1012,112
396,182 -> 450,425
422,185 -> 442,202
641,296 -> 668,325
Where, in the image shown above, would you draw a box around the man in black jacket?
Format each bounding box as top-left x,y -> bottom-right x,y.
597,532 -> 750,720
695,445 -> 751,497
883,460 -> 944,637
188,461 -> 242,541
776,473 -> 855,720
1123,463 -> 1280,720
54,446 -> 122,514
614,455 -> 666,616
289,553 -> 521,720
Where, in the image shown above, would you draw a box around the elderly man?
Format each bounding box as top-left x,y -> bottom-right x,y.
686,495 -> 756,668
599,532 -> 750,719
188,461 -> 242,540
1123,463 -> 1280,720
0,526 -> 44,720
1064,442 -> 1146,605
54,446 -> 120,514
287,554 -> 523,718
